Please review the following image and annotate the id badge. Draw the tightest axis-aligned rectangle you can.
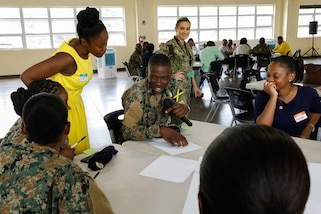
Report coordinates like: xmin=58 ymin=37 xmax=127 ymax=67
xmin=187 ymin=70 xmax=194 ymax=78
xmin=293 ymin=111 xmax=308 ymax=123
xmin=79 ymin=74 xmax=88 ymax=82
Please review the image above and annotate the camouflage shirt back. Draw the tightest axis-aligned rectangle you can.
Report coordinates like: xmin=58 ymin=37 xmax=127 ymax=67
xmin=0 ymin=138 xmax=94 ymax=213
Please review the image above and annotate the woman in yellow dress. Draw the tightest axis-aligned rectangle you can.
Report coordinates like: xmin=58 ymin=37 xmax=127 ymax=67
xmin=21 ymin=7 xmax=109 ymax=154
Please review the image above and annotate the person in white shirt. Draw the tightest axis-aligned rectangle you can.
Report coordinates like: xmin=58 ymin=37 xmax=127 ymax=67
xmin=232 ymin=37 xmax=252 ymax=56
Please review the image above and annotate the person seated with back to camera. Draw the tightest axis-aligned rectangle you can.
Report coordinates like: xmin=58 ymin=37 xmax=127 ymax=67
xmin=232 ymin=37 xmax=252 ymax=56
xmin=199 ymin=124 xmax=310 ymax=214
xmin=0 ymin=93 xmax=114 ymax=213
xmin=128 ymin=43 xmax=143 ymax=76
xmin=0 ymin=79 xmax=75 ymax=160
xmin=199 ymin=41 xmax=225 ymax=88
xmin=255 ymin=56 xmax=321 ymax=139
xmin=120 ymin=54 xmax=190 ymax=147
xmin=141 ymin=43 xmax=155 ymax=79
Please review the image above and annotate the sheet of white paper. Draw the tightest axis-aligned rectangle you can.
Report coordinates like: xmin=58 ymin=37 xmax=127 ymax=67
xmin=148 ymin=139 xmax=201 ymax=155
xmin=139 ymin=155 xmax=198 ymax=183
xmin=182 ymin=156 xmax=202 ymax=214
xmin=304 ymin=162 xmax=321 ymax=214
xmin=181 ymin=161 xmax=321 ymax=214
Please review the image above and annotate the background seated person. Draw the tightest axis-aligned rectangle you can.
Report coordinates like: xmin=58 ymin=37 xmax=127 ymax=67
xmin=142 ymin=43 xmax=155 ymax=67
xmin=273 ymin=36 xmax=292 ymax=56
xmin=232 ymin=37 xmax=252 ymax=56
xmin=188 ymin=38 xmax=199 ymax=61
xmin=120 ymin=54 xmax=189 ymax=146
xmin=255 ymin=56 xmax=321 ymax=139
xmin=199 ymin=124 xmax=310 ymax=214
xmin=227 ymin=39 xmax=236 ymax=53
xmin=199 ymin=41 xmax=225 ymax=87
xmin=252 ymin=37 xmax=272 ymax=69
xmin=252 ymin=37 xmax=271 ymax=56
xmin=140 ymin=43 xmax=155 ymax=79
xmin=0 ymin=79 xmax=74 ymax=160
xmin=128 ymin=43 xmax=142 ymax=76
xmin=219 ymin=39 xmax=234 ymax=75
xmin=0 ymin=93 xmax=114 ymax=213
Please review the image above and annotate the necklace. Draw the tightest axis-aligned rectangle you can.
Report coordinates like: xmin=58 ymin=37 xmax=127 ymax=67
xmin=278 ymin=87 xmax=293 ymax=110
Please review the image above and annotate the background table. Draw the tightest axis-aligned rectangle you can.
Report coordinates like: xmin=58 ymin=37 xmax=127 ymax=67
xmin=246 ymin=80 xmax=321 ymax=97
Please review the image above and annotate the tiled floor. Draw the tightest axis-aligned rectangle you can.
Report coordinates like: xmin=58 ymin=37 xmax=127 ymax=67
xmin=1 ymin=57 xmax=320 ymax=149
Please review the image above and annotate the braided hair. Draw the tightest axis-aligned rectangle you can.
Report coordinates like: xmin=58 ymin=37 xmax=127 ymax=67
xmin=11 ymin=79 xmax=63 ymax=116
xmin=76 ymin=7 xmax=106 ymax=42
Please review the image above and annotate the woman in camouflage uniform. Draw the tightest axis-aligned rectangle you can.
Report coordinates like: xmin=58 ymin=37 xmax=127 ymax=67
xmin=159 ymin=17 xmax=202 ymax=104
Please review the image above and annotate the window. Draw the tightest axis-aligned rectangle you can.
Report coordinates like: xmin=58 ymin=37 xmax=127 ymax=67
xmin=0 ymin=7 xmax=126 ymax=49
xmin=157 ymin=5 xmax=274 ymax=46
xmin=298 ymin=6 xmax=321 ymax=38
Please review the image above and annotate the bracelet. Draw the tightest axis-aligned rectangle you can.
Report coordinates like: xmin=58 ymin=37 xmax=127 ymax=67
xmin=307 ymin=122 xmax=315 ymax=132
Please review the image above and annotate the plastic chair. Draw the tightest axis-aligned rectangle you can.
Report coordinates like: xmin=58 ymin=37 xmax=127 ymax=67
xmin=209 ymin=60 xmax=223 ymax=80
xmin=203 ymin=72 xmax=230 ymax=122
xmin=122 ymin=61 xmax=140 ymax=83
xmin=103 ymin=109 xmax=124 ymax=144
xmin=224 ymin=87 xmax=255 ymax=126
xmin=136 ymin=64 xmax=147 ymax=79
xmin=256 ymin=54 xmax=271 ymax=71
xmin=234 ymin=54 xmax=251 ymax=78
xmin=293 ymin=49 xmax=301 ymax=58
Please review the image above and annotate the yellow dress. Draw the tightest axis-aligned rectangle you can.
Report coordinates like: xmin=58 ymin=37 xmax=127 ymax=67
xmin=50 ymin=39 xmax=93 ymax=154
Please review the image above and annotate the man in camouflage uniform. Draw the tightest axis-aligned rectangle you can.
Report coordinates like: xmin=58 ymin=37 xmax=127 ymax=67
xmin=0 ymin=93 xmax=113 ymax=214
xmin=120 ymin=54 xmax=189 ymax=147
xmin=158 ymin=17 xmax=202 ymax=104
xmin=128 ymin=43 xmax=142 ymax=76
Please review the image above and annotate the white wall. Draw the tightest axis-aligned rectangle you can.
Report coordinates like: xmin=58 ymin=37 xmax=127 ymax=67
xmin=0 ymin=0 xmax=320 ymax=76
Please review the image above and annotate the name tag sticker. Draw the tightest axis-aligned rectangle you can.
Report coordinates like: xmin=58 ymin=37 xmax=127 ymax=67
xmin=293 ymin=111 xmax=308 ymax=123
xmin=187 ymin=70 xmax=194 ymax=78
xmin=79 ymin=74 xmax=88 ymax=82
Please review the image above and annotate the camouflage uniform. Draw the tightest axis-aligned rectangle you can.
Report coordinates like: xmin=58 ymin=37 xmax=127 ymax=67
xmin=252 ymin=44 xmax=271 ymax=56
xmin=128 ymin=50 xmax=142 ymax=76
xmin=0 ymin=137 xmax=113 ymax=213
xmin=0 ymin=118 xmax=22 ymax=146
xmin=159 ymin=36 xmax=194 ymax=104
xmin=120 ymin=78 xmax=186 ymax=142
xmin=0 ymin=117 xmax=68 ymax=148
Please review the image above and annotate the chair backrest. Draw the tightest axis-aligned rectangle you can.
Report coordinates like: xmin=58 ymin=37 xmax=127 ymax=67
xmin=204 ymin=73 xmax=229 ymax=100
xmin=122 ymin=61 xmax=131 ymax=77
xmin=293 ymin=49 xmax=301 ymax=58
xmin=234 ymin=54 xmax=250 ymax=69
xmin=224 ymin=87 xmax=254 ymax=111
xmin=136 ymin=64 xmax=147 ymax=79
xmin=122 ymin=61 xmax=141 ymax=82
xmin=256 ymin=54 xmax=271 ymax=68
xmin=103 ymin=109 xmax=124 ymax=144
xmin=209 ymin=60 xmax=223 ymax=80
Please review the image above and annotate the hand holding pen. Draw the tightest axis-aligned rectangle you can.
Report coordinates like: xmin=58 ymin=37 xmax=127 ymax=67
xmin=71 ymin=136 xmax=87 ymax=149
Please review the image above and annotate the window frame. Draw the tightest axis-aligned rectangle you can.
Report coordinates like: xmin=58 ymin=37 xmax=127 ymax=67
xmin=298 ymin=5 xmax=321 ymax=38
xmin=0 ymin=6 xmax=126 ymax=50
xmin=157 ymin=5 xmax=275 ymax=46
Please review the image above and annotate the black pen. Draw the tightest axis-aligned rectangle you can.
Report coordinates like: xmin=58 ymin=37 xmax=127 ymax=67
xmin=71 ymin=136 xmax=87 ymax=148
xmin=93 ymin=171 xmax=100 ymax=179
